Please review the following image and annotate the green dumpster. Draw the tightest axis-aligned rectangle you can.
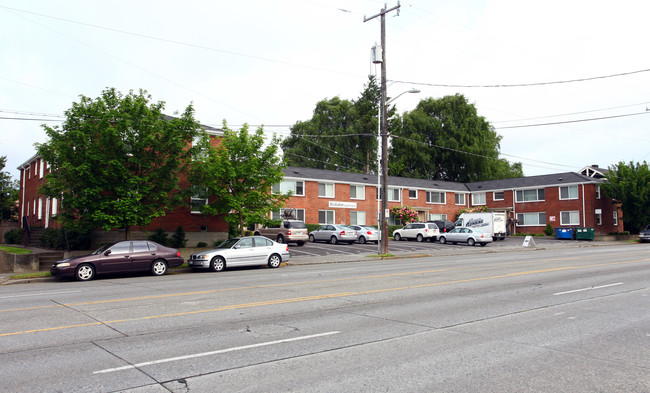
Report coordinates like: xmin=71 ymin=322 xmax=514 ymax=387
xmin=575 ymin=227 xmax=594 ymax=240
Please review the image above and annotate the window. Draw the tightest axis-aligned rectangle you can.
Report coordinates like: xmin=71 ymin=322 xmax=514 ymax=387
xmin=37 ymin=198 xmax=43 ymax=220
xmin=51 ymin=197 xmax=58 ymax=216
xmin=408 ymin=189 xmax=417 ymax=199
xmin=318 ymin=183 xmax=335 ymax=198
xmin=254 ymin=237 xmax=272 ymax=247
xmin=191 ymin=135 xmax=208 ymax=161
xmin=516 ymin=188 xmax=545 ymax=202
xmin=426 ymin=191 xmax=445 ymax=204
xmin=455 ymin=193 xmax=465 ymax=205
xmin=238 ymin=238 xmax=254 ymax=248
xmin=559 ymin=185 xmax=578 ymax=200
xmin=560 ymin=210 xmax=580 ymax=225
xmin=318 ymin=210 xmax=335 ymax=224
xmin=39 ymin=160 xmax=45 ymax=179
xmin=133 ymin=241 xmax=151 ymax=253
xmin=272 ymin=208 xmax=305 ymax=221
xmin=190 ymin=197 xmax=208 ymax=214
xmin=273 ymin=180 xmax=304 ymax=196
xmin=388 ymin=188 xmax=400 ymax=202
xmin=516 ymin=212 xmax=546 ymax=226
xmin=350 ymin=211 xmax=366 ymax=225
xmin=350 ymin=185 xmax=365 ymax=199
xmin=109 ymin=242 xmax=131 ymax=255
xmin=613 ymin=211 xmax=618 ymax=226
xmin=33 ymin=198 xmax=36 ymax=215
xmin=493 ymin=191 xmax=504 ymax=201
xmin=595 ymin=185 xmax=601 ymax=199
xmin=595 ymin=212 xmax=602 ymax=225
xmin=472 ymin=193 xmax=486 ymax=205
xmin=429 ymin=213 xmax=447 ymax=221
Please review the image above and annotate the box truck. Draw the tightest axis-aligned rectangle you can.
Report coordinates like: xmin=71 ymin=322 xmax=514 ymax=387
xmin=455 ymin=212 xmax=507 ymax=240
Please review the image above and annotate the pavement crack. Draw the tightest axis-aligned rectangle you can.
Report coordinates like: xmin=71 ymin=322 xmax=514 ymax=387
xmin=50 ymin=299 xmax=128 ymax=337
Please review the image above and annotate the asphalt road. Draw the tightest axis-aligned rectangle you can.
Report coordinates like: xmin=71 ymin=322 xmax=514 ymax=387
xmin=0 ymin=243 xmax=648 ymax=392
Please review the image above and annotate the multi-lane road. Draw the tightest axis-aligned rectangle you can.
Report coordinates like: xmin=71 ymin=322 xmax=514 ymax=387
xmin=1 ymin=243 xmax=648 ymax=392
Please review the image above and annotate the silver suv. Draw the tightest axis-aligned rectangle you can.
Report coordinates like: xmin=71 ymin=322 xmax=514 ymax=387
xmin=254 ymin=220 xmax=308 ymax=246
xmin=392 ymin=222 xmax=440 ymax=242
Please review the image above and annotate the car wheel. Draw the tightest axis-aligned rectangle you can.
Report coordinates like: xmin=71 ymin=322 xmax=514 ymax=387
xmin=210 ymin=256 xmax=225 ymax=272
xmin=359 ymin=236 xmax=367 ymax=244
xmin=253 ymin=231 xmax=260 ymax=236
xmin=439 ymin=237 xmax=447 ymax=244
xmin=330 ymin=236 xmax=338 ymax=244
xmin=480 ymin=243 xmax=487 ymax=247
xmin=394 ymin=233 xmax=402 ymax=241
xmin=268 ymin=253 xmax=281 ymax=268
xmin=75 ymin=264 xmax=95 ymax=281
xmin=467 ymin=238 xmax=476 ymax=246
xmin=151 ymin=259 xmax=168 ymax=276
xmin=309 ymin=234 xmax=315 ymax=242
xmin=296 ymin=241 xmax=305 ymax=246
xmin=276 ymin=234 xmax=285 ymax=243
xmin=416 ymin=234 xmax=424 ymax=242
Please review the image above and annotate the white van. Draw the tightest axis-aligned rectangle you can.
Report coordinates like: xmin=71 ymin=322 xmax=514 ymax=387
xmin=455 ymin=212 xmax=507 ymax=240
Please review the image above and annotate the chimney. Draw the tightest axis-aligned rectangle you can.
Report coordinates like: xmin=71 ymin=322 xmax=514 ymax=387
xmin=591 ymin=164 xmax=599 ymax=168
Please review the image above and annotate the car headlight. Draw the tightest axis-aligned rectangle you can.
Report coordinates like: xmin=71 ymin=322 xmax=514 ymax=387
xmin=194 ymin=255 xmax=208 ymax=259
xmin=56 ymin=262 xmax=71 ymax=267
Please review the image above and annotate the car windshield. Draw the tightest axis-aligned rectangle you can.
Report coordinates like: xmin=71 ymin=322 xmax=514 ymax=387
xmin=215 ymin=238 xmax=240 ymax=249
xmin=91 ymin=243 xmax=115 ymax=255
xmin=288 ymin=221 xmax=307 ymax=229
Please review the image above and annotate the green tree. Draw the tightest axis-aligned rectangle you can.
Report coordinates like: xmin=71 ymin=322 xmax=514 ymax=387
xmin=189 ymin=123 xmax=288 ymax=236
xmin=37 ymin=88 xmax=202 ymax=239
xmin=600 ymin=161 xmax=650 ymax=233
xmin=389 ymin=94 xmax=522 ymax=182
xmin=0 ymin=156 xmax=19 ymax=222
xmin=282 ymin=76 xmax=389 ymax=174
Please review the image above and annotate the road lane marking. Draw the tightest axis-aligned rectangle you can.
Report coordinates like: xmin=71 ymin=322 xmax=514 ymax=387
xmin=0 ymin=290 xmax=81 ymax=299
xmin=553 ymin=282 xmax=623 ymax=296
xmin=93 ymin=331 xmax=340 ymax=374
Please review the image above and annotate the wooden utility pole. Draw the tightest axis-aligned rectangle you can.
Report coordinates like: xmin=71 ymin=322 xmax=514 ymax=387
xmin=364 ymin=2 xmax=400 ymax=255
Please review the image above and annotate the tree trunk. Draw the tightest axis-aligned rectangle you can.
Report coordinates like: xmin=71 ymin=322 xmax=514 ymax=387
xmin=125 ymin=225 xmax=130 ymax=240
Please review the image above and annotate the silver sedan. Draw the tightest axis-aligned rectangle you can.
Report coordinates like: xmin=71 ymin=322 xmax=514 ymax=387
xmin=438 ymin=227 xmax=493 ymax=246
xmin=188 ymin=236 xmax=290 ymax=272
xmin=309 ymin=224 xmax=358 ymax=244
xmin=350 ymin=225 xmax=379 ymax=244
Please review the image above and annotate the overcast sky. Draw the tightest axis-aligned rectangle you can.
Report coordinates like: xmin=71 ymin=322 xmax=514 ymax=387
xmin=2 ymin=0 xmax=650 ymax=181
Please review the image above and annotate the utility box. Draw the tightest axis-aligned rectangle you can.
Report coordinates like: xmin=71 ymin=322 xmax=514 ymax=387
xmin=575 ymin=227 xmax=594 ymax=240
xmin=371 ymin=45 xmax=382 ymax=63
xmin=555 ymin=228 xmax=574 ymax=240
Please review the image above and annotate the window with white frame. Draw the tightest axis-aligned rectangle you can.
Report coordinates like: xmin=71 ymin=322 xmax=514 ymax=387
xmin=516 ymin=188 xmax=545 ymax=202
xmin=350 ymin=211 xmax=366 ymax=225
xmin=595 ymin=185 xmax=601 ymax=199
xmin=426 ymin=191 xmax=445 ymax=204
xmin=38 ymin=197 xmax=43 ymax=220
xmin=408 ymin=189 xmax=417 ymax=199
xmin=388 ymin=188 xmax=400 ymax=202
xmin=350 ymin=185 xmax=365 ymax=199
xmin=516 ymin=212 xmax=546 ymax=226
xmin=190 ymin=186 xmax=208 ymax=214
xmin=595 ymin=212 xmax=602 ymax=225
xmin=613 ymin=211 xmax=618 ymax=226
xmin=493 ymin=191 xmax=504 ymax=201
xmin=472 ymin=192 xmax=486 ymax=205
xmin=429 ymin=213 xmax=447 ymax=221
xmin=318 ymin=182 xmax=335 ymax=198
xmin=455 ymin=193 xmax=465 ymax=205
xmin=33 ymin=198 xmax=36 ymax=215
xmin=560 ymin=210 xmax=580 ymax=225
xmin=191 ymin=135 xmax=209 ymax=161
xmin=273 ymin=180 xmax=304 ymax=196
xmin=559 ymin=185 xmax=578 ymax=200
xmin=318 ymin=210 xmax=335 ymax=224
xmin=52 ymin=197 xmax=58 ymax=216
xmin=272 ymin=208 xmax=305 ymax=221
xmin=39 ymin=160 xmax=45 ymax=178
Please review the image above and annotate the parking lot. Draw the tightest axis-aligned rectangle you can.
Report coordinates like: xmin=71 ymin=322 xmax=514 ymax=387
xmin=287 ymin=236 xmax=563 ymax=259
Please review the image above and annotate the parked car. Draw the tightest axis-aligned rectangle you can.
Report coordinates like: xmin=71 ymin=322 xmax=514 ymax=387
xmin=639 ymin=225 xmax=650 ymax=243
xmin=188 ymin=236 xmax=290 ymax=272
xmin=349 ymin=225 xmax=379 ymax=244
xmin=309 ymin=224 xmax=357 ymax=244
xmin=254 ymin=220 xmax=308 ymax=245
xmin=393 ymin=222 xmax=440 ymax=242
xmin=429 ymin=219 xmax=455 ymax=233
xmin=50 ymin=240 xmax=183 ymax=281
xmin=438 ymin=227 xmax=493 ymax=246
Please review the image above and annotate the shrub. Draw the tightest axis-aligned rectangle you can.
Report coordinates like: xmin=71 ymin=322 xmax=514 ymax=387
xmin=306 ymin=223 xmax=320 ymax=233
xmin=148 ymin=228 xmax=169 ymax=246
xmin=544 ymin=223 xmax=554 ymax=236
xmin=388 ymin=225 xmax=403 ymax=237
xmin=4 ymin=228 xmax=22 ymax=244
xmin=39 ymin=228 xmax=90 ymax=250
xmin=196 ymin=241 xmax=208 ymax=248
xmin=169 ymin=226 xmax=187 ymax=248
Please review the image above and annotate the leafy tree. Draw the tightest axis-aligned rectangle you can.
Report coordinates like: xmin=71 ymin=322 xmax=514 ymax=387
xmin=189 ymin=123 xmax=288 ymax=236
xmin=282 ymin=76 xmax=390 ymax=174
xmin=0 ymin=156 xmax=19 ymax=222
xmin=37 ymin=88 xmax=202 ymax=239
xmin=389 ymin=94 xmax=522 ymax=182
xmin=600 ymin=161 xmax=650 ymax=233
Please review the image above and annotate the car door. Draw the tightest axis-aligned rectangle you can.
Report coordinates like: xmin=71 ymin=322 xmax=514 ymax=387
xmin=253 ymin=237 xmax=273 ymax=265
xmin=98 ymin=241 xmax=132 ymax=273
xmin=130 ymin=240 xmax=155 ymax=271
xmin=315 ymin=225 xmax=331 ymax=241
xmin=446 ymin=229 xmax=461 ymax=242
xmin=230 ymin=237 xmax=256 ymax=266
xmin=400 ymin=224 xmax=413 ymax=238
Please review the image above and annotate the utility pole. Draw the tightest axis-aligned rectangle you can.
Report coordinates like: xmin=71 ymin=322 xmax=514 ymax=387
xmin=364 ymin=2 xmax=400 ymax=255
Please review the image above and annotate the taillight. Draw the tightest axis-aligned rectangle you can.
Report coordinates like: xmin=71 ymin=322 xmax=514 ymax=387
xmin=340 ymin=231 xmax=345 ymax=235
xmin=287 ymin=230 xmax=292 ymax=235
xmin=285 ymin=245 xmax=289 ymax=252
xmin=367 ymin=231 xmax=372 ymax=235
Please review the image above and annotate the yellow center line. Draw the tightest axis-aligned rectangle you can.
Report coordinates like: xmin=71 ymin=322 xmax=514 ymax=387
xmin=1 ymin=258 xmax=647 ymax=337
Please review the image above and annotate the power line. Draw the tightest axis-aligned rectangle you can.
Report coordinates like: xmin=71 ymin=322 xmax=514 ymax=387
xmin=495 ymin=111 xmax=650 ymax=129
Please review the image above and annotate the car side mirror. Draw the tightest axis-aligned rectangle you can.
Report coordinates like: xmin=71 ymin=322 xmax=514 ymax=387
xmin=234 ymin=245 xmax=240 ymax=249
xmin=104 ymin=250 xmax=112 ymax=256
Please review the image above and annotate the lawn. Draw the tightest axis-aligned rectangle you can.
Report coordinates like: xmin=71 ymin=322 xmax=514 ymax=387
xmin=0 ymin=246 xmax=33 ymax=255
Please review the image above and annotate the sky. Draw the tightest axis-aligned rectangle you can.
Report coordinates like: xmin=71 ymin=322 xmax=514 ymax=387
xmin=2 ymin=0 xmax=650 ymax=181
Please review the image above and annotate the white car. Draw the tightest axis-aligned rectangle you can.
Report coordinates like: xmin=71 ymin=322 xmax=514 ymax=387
xmin=350 ymin=225 xmax=379 ymax=244
xmin=188 ymin=236 xmax=290 ymax=272
xmin=392 ymin=222 xmax=440 ymax=242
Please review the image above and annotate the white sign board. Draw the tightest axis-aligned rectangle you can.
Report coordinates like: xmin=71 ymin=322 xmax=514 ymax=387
xmin=522 ymin=236 xmax=536 ymax=248
xmin=329 ymin=201 xmax=357 ymax=209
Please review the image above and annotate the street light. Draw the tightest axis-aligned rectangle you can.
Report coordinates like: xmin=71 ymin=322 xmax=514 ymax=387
xmin=377 ymin=88 xmax=420 ymax=255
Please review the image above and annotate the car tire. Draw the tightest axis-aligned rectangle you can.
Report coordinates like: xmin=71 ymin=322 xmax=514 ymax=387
xmin=210 ymin=256 xmax=225 ymax=272
xmin=416 ymin=234 xmax=424 ymax=242
xmin=467 ymin=238 xmax=476 ymax=246
xmin=75 ymin=263 xmax=95 ymax=281
xmin=330 ymin=236 xmax=338 ymax=244
xmin=439 ymin=237 xmax=447 ymax=244
xmin=359 ymin=236 xmax=367 ymax=244
xmin=253 ymin=231 xmax=260 ymax=236
xmin=309 ymin=234 xmax=315 ymax=242
xmin=268 ymin=253 xmax=281 ymax=268
xmin=394 ymin=233 xmax=402 ymax=241
xmin=480 ymin=243 xmax=487 ymax=247
xmin=296 ymin=241 xmax=305 ymax=246
xmin=276 ymin=235 xmax=285 ymax=244
xmin=151 ymin=259 xmax=168 ymax=276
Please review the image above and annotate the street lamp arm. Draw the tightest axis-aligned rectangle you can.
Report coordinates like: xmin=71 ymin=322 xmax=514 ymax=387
xmin=387 ymin=89 xmax=420 ymax=105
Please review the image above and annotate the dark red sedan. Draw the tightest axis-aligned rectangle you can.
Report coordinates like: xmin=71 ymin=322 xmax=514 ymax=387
xmin=50 ymin=240 xmax=184 ymax=281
